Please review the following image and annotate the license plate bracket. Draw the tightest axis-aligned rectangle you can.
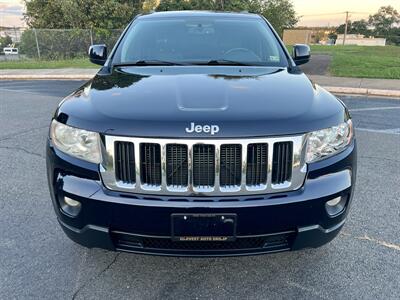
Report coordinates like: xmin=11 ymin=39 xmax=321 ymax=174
xmin=171 ymin=214 xmax=237 ymax=242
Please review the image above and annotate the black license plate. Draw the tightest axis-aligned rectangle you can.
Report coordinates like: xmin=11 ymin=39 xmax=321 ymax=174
xmin=171 ymin=214 xmax=237 ymax=242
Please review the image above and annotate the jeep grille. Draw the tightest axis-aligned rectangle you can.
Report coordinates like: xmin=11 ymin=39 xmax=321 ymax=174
xmin=100 ymin=135 xmax=307 ymax=196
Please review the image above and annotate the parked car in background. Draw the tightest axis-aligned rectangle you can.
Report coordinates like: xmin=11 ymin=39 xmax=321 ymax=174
xmin=3 ymin=47 xmax=19 ymax=55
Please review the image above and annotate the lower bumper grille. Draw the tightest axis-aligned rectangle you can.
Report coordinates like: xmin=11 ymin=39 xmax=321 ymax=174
xmin=112 ymin=231 xmax=296 ymax=253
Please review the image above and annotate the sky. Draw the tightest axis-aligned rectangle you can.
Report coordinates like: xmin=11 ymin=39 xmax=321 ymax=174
xmin=1 ymin=0 xmax=399 ymax=28
xmin=0 ymin=0 xmax=24 ymax=27
xmin=294 ymin=0 xmax=400 ymax=27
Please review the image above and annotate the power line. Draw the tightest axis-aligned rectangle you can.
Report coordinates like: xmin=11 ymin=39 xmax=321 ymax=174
xmin=300 ymin=12 xmax=346 ymax=17
xmin=0 ymin=9 xmax=23 ymax=13
xmin=300 ymin=11 xmax=372 ymax=18
xmin=343 ymin=11 xmax=349 ymax=45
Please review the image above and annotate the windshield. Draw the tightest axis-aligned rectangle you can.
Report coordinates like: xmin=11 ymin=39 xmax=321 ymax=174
xmin=113 ymin=16 xmax=288 ymax=67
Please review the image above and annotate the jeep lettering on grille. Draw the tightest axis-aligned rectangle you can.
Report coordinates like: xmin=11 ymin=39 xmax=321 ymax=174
xmin=185 ymin=122 xmax=220 ymax=135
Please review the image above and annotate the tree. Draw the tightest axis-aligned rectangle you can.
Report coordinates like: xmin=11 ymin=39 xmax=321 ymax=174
xmin=261 ymin=0 xmax=298 ymax=35
xmin=336 ymin=21 xmax=351 ymax=34
xmin=157 ymin=0 xmax=261 ymax=11
xmin=336 ymin=20 xmax=372 ymax=36
xmin=0 ymin=35 xmax=13 ymax=48
xmin=369 ymin=6 xmax=400 ymax=37
xmin=369 ymin=6 xmax=400 ymax=44
xmin=387 ymin=27 xmax=400 ymax=45
xmin=157 ymin=0 xmax=298 ymax=35
xmin=328 ymin=32 xmax=337 ymax=43
xmin=334 ymin=6 xmax=400 ymax=45
xmin=216 ymin=0 xmax=262 ymax=12
xmin=351 ymin=20 xmax=371 ymax=36
xmin=142 ymin=0 xmax=159 ymax=12
xmin=23 ymin=0 xmax=145 ymax=29
xmin=157 ymin=0 xmax=215 ymax=11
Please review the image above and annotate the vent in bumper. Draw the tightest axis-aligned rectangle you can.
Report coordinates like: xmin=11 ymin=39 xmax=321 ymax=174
xmin=111 ymin=231 xmax=296 ymax=253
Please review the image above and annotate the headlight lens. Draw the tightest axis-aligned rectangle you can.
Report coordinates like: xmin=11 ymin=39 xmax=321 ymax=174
xmin=50 ymin=120 xmax=101 ymax=163
xmin=306 ymin=120 xmax=353 ymax=163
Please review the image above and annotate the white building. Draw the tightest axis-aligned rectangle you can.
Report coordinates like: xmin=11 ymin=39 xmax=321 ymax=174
xmin=336 ymin=34 xmax=386 ymax=46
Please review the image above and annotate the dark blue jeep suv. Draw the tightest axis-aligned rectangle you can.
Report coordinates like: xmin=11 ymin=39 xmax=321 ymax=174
xmin=46 ymin=11 xmax=356 ymax=256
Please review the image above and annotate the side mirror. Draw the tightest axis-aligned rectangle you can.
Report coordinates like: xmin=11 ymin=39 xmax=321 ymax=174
xmin=88 ymin=44 xmax=107 ymax=66
xmin=292 ymin=44 xmax=310 ymax=66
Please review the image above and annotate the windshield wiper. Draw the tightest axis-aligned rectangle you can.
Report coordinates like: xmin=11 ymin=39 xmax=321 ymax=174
xmin=113 ymin=60 xmax=184 ymax=67
xmin=193 ymin=59 xmax=254 ymax=66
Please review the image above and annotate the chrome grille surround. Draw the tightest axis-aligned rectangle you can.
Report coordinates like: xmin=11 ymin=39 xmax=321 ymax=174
xmin=100 ymin=135 xmax=308 ymax=196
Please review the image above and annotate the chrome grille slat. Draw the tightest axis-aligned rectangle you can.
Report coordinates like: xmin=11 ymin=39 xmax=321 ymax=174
xmin=100 ymin=135 xmax=307 ymax=196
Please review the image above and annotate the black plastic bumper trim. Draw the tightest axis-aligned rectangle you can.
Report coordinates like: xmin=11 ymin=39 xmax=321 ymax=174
xmin=58 ymin=218 xmax=345 ymax=257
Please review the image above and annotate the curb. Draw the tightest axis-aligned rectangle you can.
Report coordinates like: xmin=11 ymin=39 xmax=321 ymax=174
xmin=1 ymin=75 xmax=399 ymax=98
xmin=324 ymin=86 xmax=400 ymax=98
xmin=0 ymin=74 xmax=94 ymax=80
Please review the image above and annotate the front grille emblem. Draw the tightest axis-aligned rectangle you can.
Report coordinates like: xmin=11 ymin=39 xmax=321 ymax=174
xmin=185 ymin=122 xmax=220 ymax=135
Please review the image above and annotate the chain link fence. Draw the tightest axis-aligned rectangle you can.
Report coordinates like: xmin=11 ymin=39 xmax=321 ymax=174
xmin=2 ymin=28 xmax=123 ymax=60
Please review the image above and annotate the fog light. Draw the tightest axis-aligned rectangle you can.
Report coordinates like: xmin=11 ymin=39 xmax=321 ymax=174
xmin=326 ymin=197 xmax=341 ymax=207
xmin=65 ymin=197 xmax=80 ymax=207
xmin=59 ymin=196 xmax=81 ymax=217
xmin=325 ymin=196 xmax=347 ymax=216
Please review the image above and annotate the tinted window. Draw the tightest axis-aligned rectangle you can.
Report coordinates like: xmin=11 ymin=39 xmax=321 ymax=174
xmin=114 ymin=16 xmax=287 ymax=66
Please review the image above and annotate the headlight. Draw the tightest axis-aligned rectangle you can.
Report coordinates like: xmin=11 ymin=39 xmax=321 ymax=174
xmin=306 ymin=120 xmax=353 ymax=163
xmin=50 ymin=120 xmax=101 ymax=163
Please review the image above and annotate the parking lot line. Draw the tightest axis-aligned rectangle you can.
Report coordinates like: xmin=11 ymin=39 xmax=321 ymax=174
xmin=341 ymin=232 xmax=400 ymax=252
xmin=356 ymin=128 xmax=400 ymax=135
xmin=350 ymin=106 xmax=400 ymax=112
xmin=0 ymin=88 xmax=44 ymax=95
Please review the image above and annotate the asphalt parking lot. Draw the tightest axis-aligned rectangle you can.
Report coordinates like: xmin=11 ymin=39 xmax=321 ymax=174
xmin=0 ymin=80 xmax=399 ymax=299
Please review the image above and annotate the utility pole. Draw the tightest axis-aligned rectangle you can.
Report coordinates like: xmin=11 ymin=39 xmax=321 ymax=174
xmin=13 ymin=26 xmax=18 ymax=46
xmin=33 ymin=28 xmax=41 ymax=59
xmin=343 ymin=11 xmax=349 ymax=45
xmin=90 ymin=28 xmax=93 ymax=46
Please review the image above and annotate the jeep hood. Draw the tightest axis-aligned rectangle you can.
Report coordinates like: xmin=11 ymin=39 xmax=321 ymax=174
xmin=56 ymin=66 xmax=347 ymax=138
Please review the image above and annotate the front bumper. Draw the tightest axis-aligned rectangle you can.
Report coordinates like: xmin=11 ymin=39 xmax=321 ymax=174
xmin=47 ymin=140 xmax=356 ymax=257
